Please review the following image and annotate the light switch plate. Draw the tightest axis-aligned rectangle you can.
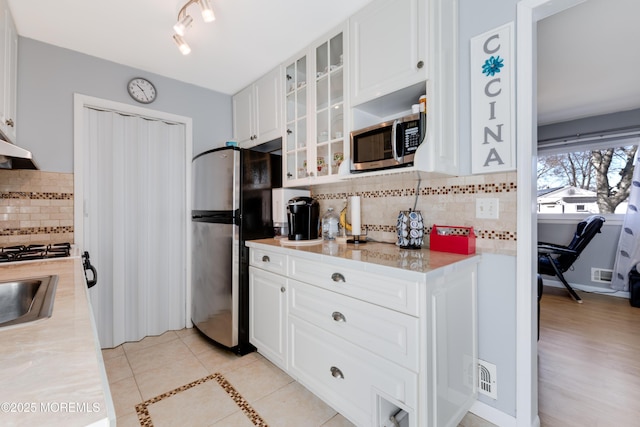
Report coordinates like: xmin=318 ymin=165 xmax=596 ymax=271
xmin=476 ymin=198 xmax=499 ymax=219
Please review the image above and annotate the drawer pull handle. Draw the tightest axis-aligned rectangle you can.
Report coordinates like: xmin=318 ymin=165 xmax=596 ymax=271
xmin=332 ymin=312 xmax=346 ymax=322
xmin=280 ymin=287 xmax=286 ymax=293
xmin=262 ymin=255 xmax=270 ymax=263
xmin=331 ymin=272 xmax=345 ymax=283
xmin=330 ymin=366 xmax=344 ymax=379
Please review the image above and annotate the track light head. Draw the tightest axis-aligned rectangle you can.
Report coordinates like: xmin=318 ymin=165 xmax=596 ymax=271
xmin=173 ymin=14 xmax=193 ymax=36
xmin=198 ymin=0 xmax=215 ymax=22
xmin=173 ymin=34 xmax=191 ymax=55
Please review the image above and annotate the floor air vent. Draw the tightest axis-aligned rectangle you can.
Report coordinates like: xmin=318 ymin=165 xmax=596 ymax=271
xmin=478 ymin=359 xmax=498 ymax=399
xmin=591 ymin=268 xmax=613 ymax=283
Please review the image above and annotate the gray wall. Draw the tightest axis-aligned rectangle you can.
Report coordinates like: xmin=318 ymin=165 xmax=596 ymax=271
xmin=476 ymin=253 xmax=517 ymax=415
xmin=16 ymin=37 xmax=232 ymax=173
xmin=538 ymin=220 xmax=622 ymax=291
xmin=459 ymin=0 xmax=519 ymax=417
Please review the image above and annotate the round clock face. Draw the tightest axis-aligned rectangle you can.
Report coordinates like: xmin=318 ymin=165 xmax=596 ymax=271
xmin=127 ymin=78 xmax=157 ymax=104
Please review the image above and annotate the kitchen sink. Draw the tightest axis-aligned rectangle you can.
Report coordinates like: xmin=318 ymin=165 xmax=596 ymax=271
xmin=0 ymin=275 xmax=58 ymax=329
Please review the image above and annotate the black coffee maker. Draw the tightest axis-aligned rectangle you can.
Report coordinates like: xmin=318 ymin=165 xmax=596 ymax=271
xmin=287 ymin=197 xmax=320 ymax=240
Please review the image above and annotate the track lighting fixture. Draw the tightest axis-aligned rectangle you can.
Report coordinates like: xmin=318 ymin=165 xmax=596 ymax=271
xmin=172 ymin=0 xmax=215 ymax=55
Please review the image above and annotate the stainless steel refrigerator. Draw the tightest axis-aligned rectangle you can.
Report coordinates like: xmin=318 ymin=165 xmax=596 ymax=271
xmin=191 ymin=146 xmax=281 ymax=355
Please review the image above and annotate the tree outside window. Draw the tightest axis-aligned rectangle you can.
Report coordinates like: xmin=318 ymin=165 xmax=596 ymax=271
xmin=537 ymin=145 xmax=638 ymax=214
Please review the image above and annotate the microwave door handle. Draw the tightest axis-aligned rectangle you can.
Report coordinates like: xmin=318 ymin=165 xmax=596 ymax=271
xmin=392 ymin=119 xmax=401 ymax=163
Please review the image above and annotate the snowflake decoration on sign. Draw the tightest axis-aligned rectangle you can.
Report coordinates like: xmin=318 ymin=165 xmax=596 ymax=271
xmin=482 ymin=56 xmax=504 ymax=77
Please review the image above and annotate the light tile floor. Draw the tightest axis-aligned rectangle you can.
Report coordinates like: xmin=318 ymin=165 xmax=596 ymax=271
xmin=102 ymin=328 xmax=495 ymax=427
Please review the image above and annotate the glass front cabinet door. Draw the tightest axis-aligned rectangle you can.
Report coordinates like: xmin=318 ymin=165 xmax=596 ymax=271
xmin=284 ymin=55 xmax=308 ymax=183
xmin=314 ymin=31 xmax=345 ymax=180
xmin=284 ymin=26 xmax=347 ymax=187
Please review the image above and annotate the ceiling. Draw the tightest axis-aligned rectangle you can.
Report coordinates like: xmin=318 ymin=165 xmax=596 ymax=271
xmin=537 ymin=0 xmax=640 ymax=125
xmin=7 ymin=0 xmax=373 ymax=96
xmin=7 ymin=0 xmax=640 ymax=125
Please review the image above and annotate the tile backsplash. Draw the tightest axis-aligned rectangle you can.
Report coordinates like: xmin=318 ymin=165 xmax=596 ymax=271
xmin=312 ymin=170 xmax=517 ymax=255
xmin=0 ymin=170 xmax=74 ymax=246
xmin=0 ymin=169 xmax=517 ymax=254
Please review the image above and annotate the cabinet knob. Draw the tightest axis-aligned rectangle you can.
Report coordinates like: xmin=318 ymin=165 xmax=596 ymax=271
xmin=330 ymin=366 xmax=344 ymax=379
xmin=280 ymin=287 xmax=286 ymax=293
xmin=287 ymin=172 xmax=293 ymax=178
xmin=253 ymin=135 xmax=257 ymax=139
xmin=331 ymin=272 xmax=345 ymax=283
xmin=287 ymin=129 xmax=292 ymax=135
xmin=6 ymin=119 xmax=14 ymax=127
xmin=332 ymin=311 xmax=346 ymax=322
xmin=262 ymin=255 xmax=270 ymax=263
xmin=417 ymin=60 xmax=424 ymax=69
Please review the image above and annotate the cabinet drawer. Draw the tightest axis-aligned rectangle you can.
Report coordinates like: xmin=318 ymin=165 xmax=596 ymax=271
xmin=289 ymin=256 xmax=420 ymax=316
xmin=290 ymin=317 xmax=417 ymax=427
xmin=289 ymin=280 xmax=419 ymax=371
xmin=250 ymin=248 xmax=287 ymax=275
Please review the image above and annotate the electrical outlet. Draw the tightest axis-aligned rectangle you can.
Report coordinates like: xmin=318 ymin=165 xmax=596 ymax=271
xmin=476 ymin=198 xmax=499 ymax=219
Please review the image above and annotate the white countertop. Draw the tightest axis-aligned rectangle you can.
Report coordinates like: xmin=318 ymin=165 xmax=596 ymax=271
xmin=246 ymin=238 xmax=481 ymax=277
xmin=0 ymin=258 xmax=113 ymax=426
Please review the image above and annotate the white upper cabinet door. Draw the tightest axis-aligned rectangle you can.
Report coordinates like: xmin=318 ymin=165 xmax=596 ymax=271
xmin=349 ymin=0 xmax=426 ymax=106
xmin=0 ymin=0 xmax=17 ymax=143
xmin=233 ymin=66 xmax=282 ymax=148
xmin=232 ymin=84 xmax=254 ymax=146
xmin=254 ymin=66 xmax=282 ymax=145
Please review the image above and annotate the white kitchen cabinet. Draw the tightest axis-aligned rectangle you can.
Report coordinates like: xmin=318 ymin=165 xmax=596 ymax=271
xmin=0 ymin=0 xmax=17 ymax=143
xmin=347 ymin=0 xmax=460 ymax=177
xmin=283 ymin=24 xmax=348 ymax=187
xmin=415 ymin=0 xmax=459 ymax=176
xmin=232 ymin=66 xmax=282 ymax=148
xmin=289 ymin=316 xmax=418 ymax=427
xmin=349 ymin=0 xmax=426 ymax=107
xmin=246 ymin=240 xmax=479 ymax=427
xmin=249 ymin=266 xmax=288 ymax=370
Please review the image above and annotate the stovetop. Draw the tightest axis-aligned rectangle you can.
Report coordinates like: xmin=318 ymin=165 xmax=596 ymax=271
xmin=0 ymin=243 xmax=72 ymax=263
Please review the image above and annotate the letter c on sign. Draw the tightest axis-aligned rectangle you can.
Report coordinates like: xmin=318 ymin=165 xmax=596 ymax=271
xmin=483 ymin=34 xmax=501 ymax=54
xmin=484 ymin=78 xmax=502 ymax=97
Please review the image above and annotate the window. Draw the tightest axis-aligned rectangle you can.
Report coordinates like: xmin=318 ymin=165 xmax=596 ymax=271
xmin=537 ymin=143 xmax=638 ymax=214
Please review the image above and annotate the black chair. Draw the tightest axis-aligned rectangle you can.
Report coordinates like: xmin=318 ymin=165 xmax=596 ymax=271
xmin=538 ymin=215 xmax=605 ymax=303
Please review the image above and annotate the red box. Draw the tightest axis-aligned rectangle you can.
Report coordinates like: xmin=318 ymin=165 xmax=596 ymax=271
xmin=430 ymin=225 xmax=476 ymax=255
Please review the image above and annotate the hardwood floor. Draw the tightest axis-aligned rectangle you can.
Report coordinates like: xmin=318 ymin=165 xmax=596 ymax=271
xmin=538 ymin=285 xmax=640 ymax=426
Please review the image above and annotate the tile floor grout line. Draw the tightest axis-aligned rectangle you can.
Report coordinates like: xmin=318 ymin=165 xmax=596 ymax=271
xmin=134 ymin=372 xmax=269 ymax=427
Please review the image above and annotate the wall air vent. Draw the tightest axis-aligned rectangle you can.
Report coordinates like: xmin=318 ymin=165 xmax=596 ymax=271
xmin=591 ymin=268 xmax=613 ymax=283
xmin=478 ymin=359 xmax=498 ymax=399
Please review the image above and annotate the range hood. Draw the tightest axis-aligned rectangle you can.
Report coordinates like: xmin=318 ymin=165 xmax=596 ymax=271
xmin=0 ymin=139 xmax=38 ymax=170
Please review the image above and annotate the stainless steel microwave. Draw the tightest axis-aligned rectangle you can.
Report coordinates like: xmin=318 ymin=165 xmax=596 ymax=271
xmin=350 ymin=113 xmax=424 ymax=173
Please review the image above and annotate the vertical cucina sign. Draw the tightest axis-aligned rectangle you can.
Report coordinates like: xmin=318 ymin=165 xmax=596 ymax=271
xmin=470 ymin=23 xmax=515 ymax=174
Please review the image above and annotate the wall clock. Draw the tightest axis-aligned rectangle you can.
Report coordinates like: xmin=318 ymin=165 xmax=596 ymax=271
xmin=127 ymin=77 xmax=157 ymax=104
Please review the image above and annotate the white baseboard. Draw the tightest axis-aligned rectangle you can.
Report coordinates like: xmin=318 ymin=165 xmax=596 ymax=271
xmin=540 ymin=278 xmax=630 ymax=299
